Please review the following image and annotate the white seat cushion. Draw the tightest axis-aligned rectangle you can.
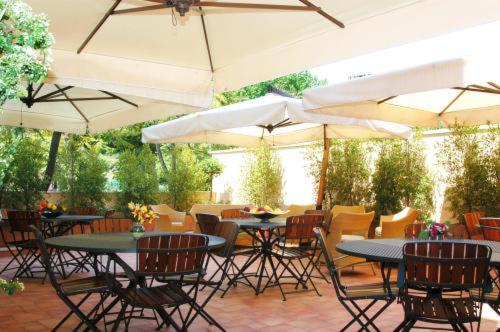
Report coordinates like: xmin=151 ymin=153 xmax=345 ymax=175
xmin=341 ymin=234 xmax=365 ymax=242
xmin=375 ymin=226 xmax=382 ymax=237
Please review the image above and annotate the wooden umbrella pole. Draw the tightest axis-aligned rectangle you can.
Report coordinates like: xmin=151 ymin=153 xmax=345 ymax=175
xmin=316 ymin=126 xmax=330 ymax=209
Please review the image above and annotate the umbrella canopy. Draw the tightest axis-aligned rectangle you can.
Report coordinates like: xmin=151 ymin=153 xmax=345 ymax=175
xmin=27 ymin=0 xmax=500 ymax=106
xmin=0 ymin=83 xmax=200 ymax=134
xmin=303 ymin=59 xmax=500 ymax=127
xmin=141 ymin=93 xmax=412 ymax=147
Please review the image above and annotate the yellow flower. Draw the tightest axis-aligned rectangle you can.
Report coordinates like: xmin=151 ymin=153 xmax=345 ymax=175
xmin=128 ymin=202 xmax=135 ymax=211
xmin=141 ymin=205 xmax=148 ymax=213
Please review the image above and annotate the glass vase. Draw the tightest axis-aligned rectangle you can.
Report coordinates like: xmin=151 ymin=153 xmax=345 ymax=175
xmin=130 ymin=221 xmax=145 ymax=238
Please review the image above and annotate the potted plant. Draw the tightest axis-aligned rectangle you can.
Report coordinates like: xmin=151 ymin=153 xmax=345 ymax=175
xmin=128 ymin=202 xmax=157 ymax=238
xmin=0 ymin=278 xmax=24 ymax=295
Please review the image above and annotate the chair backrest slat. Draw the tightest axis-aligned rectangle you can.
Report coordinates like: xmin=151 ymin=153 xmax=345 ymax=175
xmin=404 ymin=223 xmax=425 ymax=239
xmin=403 ymin=241 xmax=491 ymax=290
xmin=7 ymin=211 xmax=42 ymax=240
xmin=463 ymin=212 xmax=485 ymax=239
xmin=304 ymin=209 xmax=331 ymax=233
xmin=196 ymin=213 xmax=220 ymax=235
xmin=136 ymin=234 xmax=208 ymax=277
xmin=479 ymin=218 xmax=500 ymax=241
xmin=285 ymin=214 xmax=323 ymax=241
xmin=220 ymin=209 xmax=251 ymax=220
xmin=213 ymin=222 xmax=239 ymax=258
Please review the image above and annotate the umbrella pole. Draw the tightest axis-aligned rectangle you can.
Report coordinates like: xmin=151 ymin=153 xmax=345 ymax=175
xmin=316 ymin=128 xmax=330 ymax=210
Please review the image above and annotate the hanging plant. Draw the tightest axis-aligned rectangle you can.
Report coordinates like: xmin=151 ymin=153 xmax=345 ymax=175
xmin=0 ymin=0 xmax=53 ymax=104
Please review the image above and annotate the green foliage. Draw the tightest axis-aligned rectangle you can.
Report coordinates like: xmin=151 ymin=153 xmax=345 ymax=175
xmin=438 ymin=124 xmax=499 ymax=217
xmin=0 ymin=278 xmax=24 ymax=295
xmin=200 ymin=158 xmax=223 ymax=191
xmin=241 ymin=142 xmax=284 ymax=207
xmin=115 ymin=146 xmax=159 ymax=212
xmin=56 ymin=136 xmax=108 ymax=209
xmin=213 ymin=71 xmax=326 ymax=107
xmin=324 ymin=140 xmax=372 ymax=207
xmin=372 ymin=138 xmax=433 ymax=218
xmin=0 ymin=0 xmax=53 ymax=103
xmin=6 ymin=136 xmax=45 ymax=209
xmin=161 ymin=145 xmax=205 ymax=211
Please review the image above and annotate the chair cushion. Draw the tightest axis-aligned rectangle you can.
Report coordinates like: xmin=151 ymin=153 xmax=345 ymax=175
xmin=344 ymin=282 xmax=399 ymax=298
xmin=375 ymin=226 xmax=382 ymax=237
xmin=341 ymin=234 xmax=365 ymax=242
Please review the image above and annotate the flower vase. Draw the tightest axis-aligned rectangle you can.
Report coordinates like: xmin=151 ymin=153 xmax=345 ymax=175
xmin=130 ymin=221 xmax=145 ymax=238
xmin=431 ymin=234 xmax=444 ymax=240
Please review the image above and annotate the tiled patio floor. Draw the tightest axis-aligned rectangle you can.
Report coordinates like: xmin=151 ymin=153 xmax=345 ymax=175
xmin=0 ymin=253 xmax=498 ymax=332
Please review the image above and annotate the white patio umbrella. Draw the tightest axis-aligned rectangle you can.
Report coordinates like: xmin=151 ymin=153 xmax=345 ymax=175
xmin=0 ymin=83 xmax=200 ymax=134
xmin=303 ymin=59 xmax=500 ymax=127
xmin=142 ymin=93 xmax=411 ymax=206
xmin=26 ymin=0 xmax=500 ymax=106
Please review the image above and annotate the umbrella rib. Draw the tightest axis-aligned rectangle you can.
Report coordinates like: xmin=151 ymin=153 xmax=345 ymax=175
xmin=297 ymin=0 xmax=345 ymax=28
xmin=36 ymin=97 xmax=116 ymax=103
xmin=487 ymin=82 xmax=500 ymax=91
xmin=34 ymin=86 xmax=74 ymax=102
xmin=453 ymin=86 xmax=500 ymax=95
xmin=439 ymin=88 xmax=467 ymax=116
xmin=199 ymin=8 xmax=214 ymax=73
xmin=100 ymin=90 xmax=139 ymax=107
xmin=377 ymin=96 xmax=397 ymax=104
xmin=54 ymin=84 xmax=89 ymax=124
xmin=113 ymin=4 xmax=169 ymax=15
xmin=78 ymin=0 xmax=122 ymax=54
xmin=32 ymin=83 xmax=44 ymax=98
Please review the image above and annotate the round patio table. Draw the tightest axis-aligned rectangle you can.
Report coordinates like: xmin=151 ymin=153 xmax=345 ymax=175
xmin=43 ymin=215 xmax=104 ymax=237
xmin=222 ymin=218 xmax=290 ymax=295
xmin=45 ymin=231 xmax=226 ymax=254
xmin=337 ymin=238 xmax=500 ymax=268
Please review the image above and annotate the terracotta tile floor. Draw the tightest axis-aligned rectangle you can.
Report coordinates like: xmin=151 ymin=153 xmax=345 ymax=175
xmin=0 ymin=253 xmax=498 ymax=331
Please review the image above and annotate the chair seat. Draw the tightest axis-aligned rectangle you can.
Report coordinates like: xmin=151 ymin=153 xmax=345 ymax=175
xmin=60 ymin=273 xmax=118 ymax=295
xmin=403 ymin=295 xmax=479 ymax=322
xmin=344 ymin=282 xmax=399 ymax=299
xmin=119 ymin=284 xmax=191 ymax=308
xmin=341 ymin=234 xmax=365 ymax=242
xmin=470 ymin=288 xmax=500 ymax=302
xmin=272 ymin=247 xmax=311 ymax=259
xmin=155 ymin=274 xmax=220 ymax=287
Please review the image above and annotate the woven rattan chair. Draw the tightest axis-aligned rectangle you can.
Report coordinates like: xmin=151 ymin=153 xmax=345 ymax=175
xmin=376 ymin=207 xmax=421 ymax=238
xmin=314 ymin=227 xmax=397 ymax=331
xmin=0 ymin=211 xmax=45 ymax=278
xmin=272 ymin=214 xmax=324 ymax=301
xmin=395 ymin=241 xmax=492 ymax=331
xmin=109 ymin=234 xmax=219 ymax=331
xmin=463 ymin=212 xmax=485 ymax=240
xmin=31 ymin=226 xmax=119 ymax=331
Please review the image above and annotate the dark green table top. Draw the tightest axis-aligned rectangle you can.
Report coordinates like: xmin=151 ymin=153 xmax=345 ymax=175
xmin=222 ymin=218 xmax=286 ymax=229
xmin=45 ymin=232 xmax=226 ymax=254
xmin=43 ymin=215 xmax=104 ymax=222
xmin=337 ymin=238 xmax=500 ymax=267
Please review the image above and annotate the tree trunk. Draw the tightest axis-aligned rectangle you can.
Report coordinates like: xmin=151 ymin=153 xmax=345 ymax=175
xmin=316 ymin=136 xmax=331 ymax=210
xmin=42 ymin=131 xmax=62 ymax=191
xmin=156 ymin=144 xmax=168 ymax=173
xmin=209 ymin=174 xmax=214 ymax=202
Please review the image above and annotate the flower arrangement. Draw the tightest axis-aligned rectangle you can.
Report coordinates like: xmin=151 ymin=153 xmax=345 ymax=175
xmin=128 ymin=202 xmax=157 ymax=225
xmin=0 ymin=278 xmax=24 ymax=295
xmin=38 ymin=199 xmax=64 ymax=218
xmin=418 ymin=220 xmax=451 ymax=240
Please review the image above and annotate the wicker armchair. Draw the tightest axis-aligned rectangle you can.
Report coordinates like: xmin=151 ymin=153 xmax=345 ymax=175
xmin=376 ymin=207 xmax=420 ymax=238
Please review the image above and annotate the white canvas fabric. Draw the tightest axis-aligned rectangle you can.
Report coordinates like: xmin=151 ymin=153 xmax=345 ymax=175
xmin=304 ymin=59 xmax=500 ymax=127
xmin=141 ymin=93 xmax=412 ymax=147
xmin=26 ymin=0 xmax=500 ymax=105
xmin=0 ymin=84 xmax=201 ymax=134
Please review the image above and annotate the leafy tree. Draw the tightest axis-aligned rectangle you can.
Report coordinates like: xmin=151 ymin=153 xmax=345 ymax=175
xmin=161 ymin=145 xmax=205 ymax=211
xmin=6 ymin=137 xmax=45 ymax=209
xmin=0 ymin=0 xmax=52 ymax=103
xmin=372 ymin=138 xmax=433 ymax=218
xmin=56 ymin=136 xmax=107 ymax=209
xmin=324 ymin=140 xmax=372 ymax=207
xmin=0 ymin=127 xmax=19 ymax=207
xmin=241 ymin=142 xmax=284 ymax=207
xmin=115 ymin=146 xmax=159 ymax=212
xmin=213 ymin=71 xmax=326 ymax=107
xmin=438 ymin=124 xmax=499 ymax=217
xmin=200 ymin=158 xmax=224 ymax=201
